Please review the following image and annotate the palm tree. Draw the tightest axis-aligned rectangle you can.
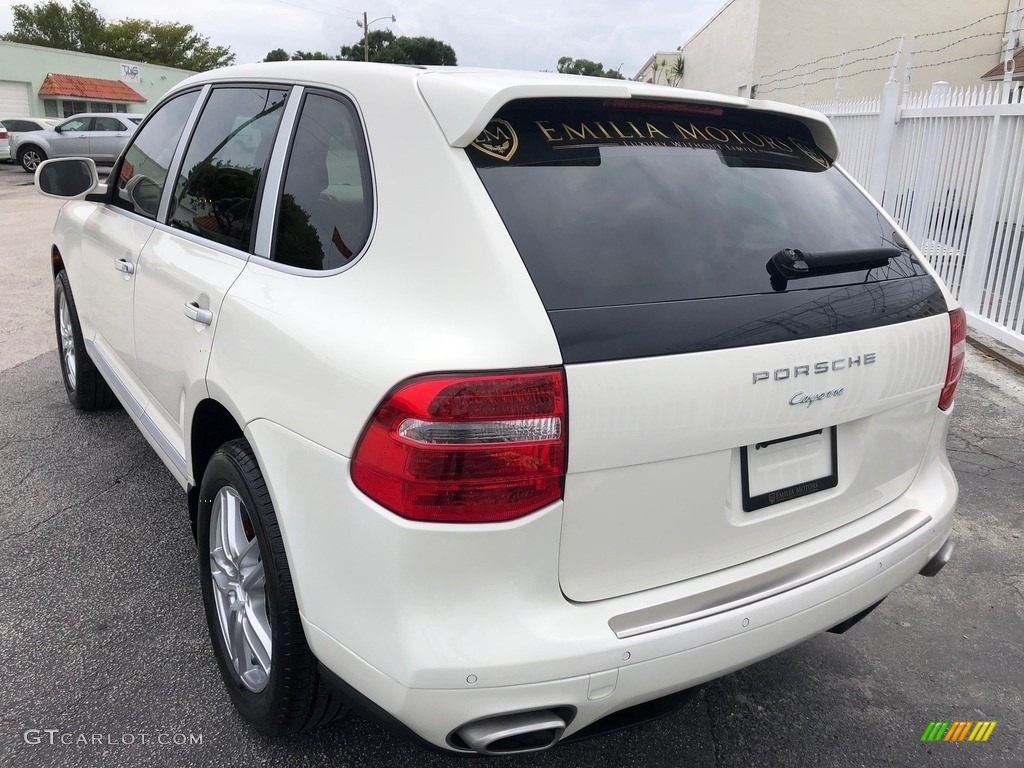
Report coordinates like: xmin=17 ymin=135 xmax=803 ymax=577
xmin=666 ymin=56 xmax=685 ymax=87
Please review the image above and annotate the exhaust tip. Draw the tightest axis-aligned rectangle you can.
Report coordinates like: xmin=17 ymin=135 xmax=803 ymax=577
xmin=920 ymin=538 xmax=955 ymax=577
xmin=453 ymin=709 xmax=568 ymax=755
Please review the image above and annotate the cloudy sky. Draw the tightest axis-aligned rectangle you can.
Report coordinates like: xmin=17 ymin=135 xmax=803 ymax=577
xmin=1 ymin=0 xmax=722 ymax=77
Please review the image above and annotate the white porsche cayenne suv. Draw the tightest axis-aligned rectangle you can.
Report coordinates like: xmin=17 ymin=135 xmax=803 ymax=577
xmin=36 ymin=62 xmax=962 ymax=755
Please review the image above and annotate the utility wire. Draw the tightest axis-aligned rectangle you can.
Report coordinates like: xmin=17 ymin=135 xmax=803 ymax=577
xmin=758 ymin=51 xmax=895 ymax=89
xmin=758 ymin=37 xmax=900 ymax=80
xmin=757 ymin=7 xmax=1022 ymax=86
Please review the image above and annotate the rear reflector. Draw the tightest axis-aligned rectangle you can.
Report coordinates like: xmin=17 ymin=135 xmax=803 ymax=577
xmin=351 ymin=370 xmax=567 ymax=523
xmin=938 ymin=308 xmax=966 ymax=410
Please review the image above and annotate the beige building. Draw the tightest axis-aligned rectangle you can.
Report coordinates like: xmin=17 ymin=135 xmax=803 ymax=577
xmin=638 ymin=0 xmax=1014 ymax=103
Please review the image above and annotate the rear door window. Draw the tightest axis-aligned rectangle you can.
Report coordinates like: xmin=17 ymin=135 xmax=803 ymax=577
xmin=93 ymin=116 xmax=125 ymax=132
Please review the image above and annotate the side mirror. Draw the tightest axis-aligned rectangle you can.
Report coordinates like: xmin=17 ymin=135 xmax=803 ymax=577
xmin=54 ymin=124 xmax=64 ymax=133
xmin=36 ymin=157 xmax=101 ymax=199
xmin=123 ymin=174 xmax=161 ymax=217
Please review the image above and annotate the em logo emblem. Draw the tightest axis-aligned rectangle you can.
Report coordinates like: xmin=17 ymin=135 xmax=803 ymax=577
xmin=920 ymin=720 xmax=997 ymax=742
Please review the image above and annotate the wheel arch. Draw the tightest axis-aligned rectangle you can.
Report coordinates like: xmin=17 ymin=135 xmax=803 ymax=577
xmin=52 ymin=245 xmax=65 ymax=279
xmin=17 ymin=141 xmax=44 ymax=158
xmin=188 ymin=398 xmax=245 ymax=537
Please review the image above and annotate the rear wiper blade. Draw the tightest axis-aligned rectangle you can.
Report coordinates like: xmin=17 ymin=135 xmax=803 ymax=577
xmin=766 ymin=247 xmax=900 ymax=291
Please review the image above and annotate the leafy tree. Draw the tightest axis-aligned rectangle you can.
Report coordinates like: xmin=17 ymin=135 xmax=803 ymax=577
xmin=104 ymin=18 xmax=234 ymax=71
xmin=263 ymin=47 xmax=290 ymax=62
xmin=2 ymin=0 xmax=104 ymax=52
xmin=339 ymin=29 xmax=457 ymax=65
xmin=339 ymin=29 xmax=396 ymax=62
xmin=291 ymin=50 xmax=336 ymax=60
xmin=384 ymin=36 xmax=457 ymax=66
xmin=1 ymin=0 xmax=234 ymax=71
xmin=556 ymin=56 xmax=625 ymax=79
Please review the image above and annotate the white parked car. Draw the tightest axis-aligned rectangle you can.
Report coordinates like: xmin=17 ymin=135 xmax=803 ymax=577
xmin=35 ymin=62 xmax=962 ymax=755
xmin=1 ymin=117 xmax=59 ymax=162
xmin=13 ymin=112 xmax=141 ymax=172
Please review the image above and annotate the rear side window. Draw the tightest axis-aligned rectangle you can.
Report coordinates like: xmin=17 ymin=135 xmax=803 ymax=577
xmin=169 ymin=87 xmax=288 ymax=252
xmin=272 ymin=91 xmax=372 ymax=270
xmin=5 ymin=120 xmax=39 ymax=132
xmin=468 ymin=98 xmax=929 ymax=311
xmin=115 ymin=90 xmax=200 ymax=219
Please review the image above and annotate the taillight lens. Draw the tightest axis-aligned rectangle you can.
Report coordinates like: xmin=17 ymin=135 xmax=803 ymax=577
xmin=939 ymin=308 xmax=966 ymax=410
xmin=351 ymin=370 xmax=568 ymax=523
xmin=0 ymin=131 xmax=8 ymax=140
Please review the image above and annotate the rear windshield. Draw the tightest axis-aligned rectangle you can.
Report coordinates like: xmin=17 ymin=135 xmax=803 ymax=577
xmin=468 ymin=98 xmax=928 ymax=311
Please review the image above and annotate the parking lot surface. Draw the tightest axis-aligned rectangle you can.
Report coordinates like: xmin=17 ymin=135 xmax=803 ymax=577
xmin=1 ymin=160 xmax=1022 ymax=767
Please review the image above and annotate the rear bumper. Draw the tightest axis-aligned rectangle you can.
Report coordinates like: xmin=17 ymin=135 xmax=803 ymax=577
xmin=306 ymin=503 xmax=952 ymax=749
xmin=246 ymin=414 xmax=957 ymax=751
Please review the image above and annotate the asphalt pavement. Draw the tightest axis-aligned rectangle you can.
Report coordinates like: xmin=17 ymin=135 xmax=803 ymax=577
xmin=1 ymin=160 xmax=1022 ymax=767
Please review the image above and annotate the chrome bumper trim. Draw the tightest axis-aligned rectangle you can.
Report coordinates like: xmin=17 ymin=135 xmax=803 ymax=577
xmin=609 ymin=508 xmax=932 ymax=639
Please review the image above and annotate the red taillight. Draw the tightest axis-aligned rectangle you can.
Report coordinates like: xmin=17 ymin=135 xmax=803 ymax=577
xmin=0 ymin=131 xmax=8 ymax=140
xmin=939 ymin=308 xmax=966 ymax=410
xmin=351 ymin=370 xmax=568 ymax=523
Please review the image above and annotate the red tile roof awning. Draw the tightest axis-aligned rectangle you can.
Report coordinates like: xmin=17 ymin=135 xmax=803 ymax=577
xmin=38 ymin=73 xmax=147 ymax=103
xmin=981 ymin=49 xmax=1024 ymax=81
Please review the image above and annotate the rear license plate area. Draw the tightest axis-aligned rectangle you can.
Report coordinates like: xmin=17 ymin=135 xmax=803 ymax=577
xmin=740 ymin=427 xmax=838 ymax=512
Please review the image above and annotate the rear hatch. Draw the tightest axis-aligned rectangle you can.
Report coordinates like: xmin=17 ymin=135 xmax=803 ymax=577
xmin=466 ymin=97 xmax=951 ymax=602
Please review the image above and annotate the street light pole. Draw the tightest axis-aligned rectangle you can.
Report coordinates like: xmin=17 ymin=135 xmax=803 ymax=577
xmin=356 ymin=11 xmax=397 ymax=62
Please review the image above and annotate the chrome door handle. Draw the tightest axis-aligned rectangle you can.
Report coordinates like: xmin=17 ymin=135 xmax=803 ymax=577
xmin=113 ymin=258 xmax=135 ymax=274
xmin=184 ymin=301 xmax=214 ymax=325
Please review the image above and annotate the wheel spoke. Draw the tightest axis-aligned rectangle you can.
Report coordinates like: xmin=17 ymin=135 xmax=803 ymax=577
xmin=216 ymin=490 xmax=247 ymax=563
xmin=210 ymin=545 xmax=233 ymax=577
xmin=242 ymin=605 xmax=272 ymax=673
xmin=241 ymin=559 xmax=265 ymax=593
xmin=228 ymin=601 xmax=245 ymax=669
xmin=238 ymin=535 xmax=260 ymax=568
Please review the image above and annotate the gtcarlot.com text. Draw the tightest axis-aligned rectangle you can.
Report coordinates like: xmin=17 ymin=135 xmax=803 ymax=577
xmin=23 ymin=729 xmax=203 ymax=746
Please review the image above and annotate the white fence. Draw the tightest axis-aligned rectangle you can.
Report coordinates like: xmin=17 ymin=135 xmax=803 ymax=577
xmin=809 ymin=81 xmax=1024 ymax=353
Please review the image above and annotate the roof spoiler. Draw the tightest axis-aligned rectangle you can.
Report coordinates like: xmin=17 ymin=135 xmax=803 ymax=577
xmin=416 ymin=73 xmax=840 ymax=162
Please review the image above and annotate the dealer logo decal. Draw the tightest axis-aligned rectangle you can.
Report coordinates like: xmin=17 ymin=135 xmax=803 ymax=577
xmin=471 ymin=119 xmax=519 ymax=161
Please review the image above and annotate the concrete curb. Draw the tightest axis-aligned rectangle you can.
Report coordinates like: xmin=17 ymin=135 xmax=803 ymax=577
xmin=967 ymin=329 xmax=1024 ymax=378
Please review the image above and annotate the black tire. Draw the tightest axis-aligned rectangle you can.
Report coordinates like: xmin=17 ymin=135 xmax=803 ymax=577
xmin=54 ymin=270 xmax=116 ymax=411
xmin=18 ymin=144 xmax=46 ymax=173
xmin=197 ymin=439 xmax=347 ymax=736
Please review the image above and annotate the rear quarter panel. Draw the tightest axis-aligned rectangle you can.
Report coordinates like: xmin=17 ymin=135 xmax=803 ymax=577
xmin=207 ymin=71 xmax=562 ymax=460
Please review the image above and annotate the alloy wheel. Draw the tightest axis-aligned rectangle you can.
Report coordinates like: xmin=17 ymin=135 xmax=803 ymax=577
xmin=58 ymin=290 xmax=76 ymax=389
xmin=22 ymin=149 xmax=42 ymax=171
xmin=208 ymin=486 xmax=272 ymax=692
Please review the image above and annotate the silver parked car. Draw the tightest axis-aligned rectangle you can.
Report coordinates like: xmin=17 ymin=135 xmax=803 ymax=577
xmin=12 ymin=113 xmax=142 ymax=172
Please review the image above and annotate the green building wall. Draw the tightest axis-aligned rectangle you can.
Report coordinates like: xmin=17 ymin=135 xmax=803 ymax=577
xmin=0 ymin=41 xmax=195 ymax=116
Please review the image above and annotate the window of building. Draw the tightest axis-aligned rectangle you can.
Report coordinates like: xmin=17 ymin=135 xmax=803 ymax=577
xmin=43 ymin=99 xmax=138 ymax=118
xmin=168 ymin=87 xmax=288 ymax=252
xmin=272 ymin=92 xmax=373 ymax=270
